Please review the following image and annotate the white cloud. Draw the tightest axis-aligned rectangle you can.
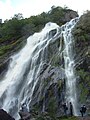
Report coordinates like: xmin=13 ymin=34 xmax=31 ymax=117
xmin=0 ymin=0 xmax=90 ymax=22
xmin=59 ymin=0 xmax=90 ymax=15
xmin=13 ymin=0 xmax=90 ymax=18
xmin=0 ymin=0 xmax=14 ymax=21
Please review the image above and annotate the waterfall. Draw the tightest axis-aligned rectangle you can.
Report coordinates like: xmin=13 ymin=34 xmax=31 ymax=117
xmin=62 ymin=18 xmax=79 ymax=115
xmin=0 ymin=18 xmax=79 ymax=119
xmin=0 ymin=22 xmax=60 ymax=119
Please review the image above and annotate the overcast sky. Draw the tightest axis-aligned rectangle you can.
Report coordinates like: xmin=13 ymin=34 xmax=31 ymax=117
xmin=0 ymin=0 xmax=90 ymax=21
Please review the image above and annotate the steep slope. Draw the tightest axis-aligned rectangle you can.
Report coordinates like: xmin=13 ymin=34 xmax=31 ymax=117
xmin=72 ymin=11 xmax=90 ymax=114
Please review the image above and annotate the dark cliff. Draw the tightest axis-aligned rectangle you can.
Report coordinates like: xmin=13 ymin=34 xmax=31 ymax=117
xmin=72 ymin=11 xmax=90 ymax=113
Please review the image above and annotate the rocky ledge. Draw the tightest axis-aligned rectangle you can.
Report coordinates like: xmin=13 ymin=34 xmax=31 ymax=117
xmin=0 ymin=109 xmax=15 ymax=120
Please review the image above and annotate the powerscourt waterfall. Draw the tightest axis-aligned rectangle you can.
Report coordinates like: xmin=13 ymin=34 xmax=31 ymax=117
xmin=0 ymin=16 xmax=90 ymax=119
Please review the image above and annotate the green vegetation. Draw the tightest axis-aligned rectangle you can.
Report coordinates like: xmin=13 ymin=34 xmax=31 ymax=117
xmin=72 ymin=11 xmax=90 ymax=105
xmin=0 ymin=6 xmax=77 ymax=64
xmin=47 ymin=97 xmax=57 ymax=119
xmin=35 ymin=114 xmax=78 ymax=120
xmin=36 ymin=116 xmax=79 ymax=120
xmin=72 ymin=11 xmax=90 ymax=49
xmin=77 ymin=69 xmax=90 ymax=103
xmin=59 ymin=116 xmax=78 ymax=120
xmin=0 ymin=6 xmax=71 ymax=42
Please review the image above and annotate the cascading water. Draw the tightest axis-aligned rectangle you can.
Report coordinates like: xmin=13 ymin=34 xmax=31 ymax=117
xmin=62 ymin=18 xmax=79 ymax=115
xmin=0 ymin=22 xmax=60 ymax=119
xmin=0 ymin=18 xmax=79 ymax=119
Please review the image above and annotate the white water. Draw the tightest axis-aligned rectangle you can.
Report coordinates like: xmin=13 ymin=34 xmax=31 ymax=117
xmin=0 ymin=22 xmax=60 ymax=119
xmin=62 ymin=18 xmax=79 ymax=115
xmin=0 ymin=18 xmax=79 ymax=119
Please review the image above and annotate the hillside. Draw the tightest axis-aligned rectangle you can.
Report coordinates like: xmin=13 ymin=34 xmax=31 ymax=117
xmin=0 ymin=6 xmax=78 ymax=78
xmin=72 ymin=11 xmax=90 ymax=113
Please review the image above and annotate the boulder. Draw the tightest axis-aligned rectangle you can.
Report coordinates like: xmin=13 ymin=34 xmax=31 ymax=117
xmin=0 ymin=109 xmax=15 ymax=120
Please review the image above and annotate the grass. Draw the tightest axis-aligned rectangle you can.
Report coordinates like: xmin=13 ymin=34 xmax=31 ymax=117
xmin=58 ymin=116 xmax=78 ymax=120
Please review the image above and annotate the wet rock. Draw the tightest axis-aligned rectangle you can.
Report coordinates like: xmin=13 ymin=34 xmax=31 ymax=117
xmin=29 ymin=65 xmax=65 ymax=117
xmin=19 ymin=111 xmax=31 ymax=120
xmin=0 ymin=58 xmax=11 ymax=79
xmin=64 ymin=10 xmax=78 ymax=22
xmin=49 ymin=29 xmax=57 ymax=38
xmin=0 ymin=109 xmax=15 ymax=120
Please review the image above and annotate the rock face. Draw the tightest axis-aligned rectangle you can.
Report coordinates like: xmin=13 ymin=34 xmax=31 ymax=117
xmin=29 ymin=12 xmax=90 ymax=118
xmin=72 ymin=11 xmax=90 ymax=113
xmin=0 ymin=109 xmax=15 ymax=120
xmin=63 ymin=10 xmax=78 ymax=23
xmin=28 ymin=33 xmax=66 ymax=118
xmin=0 ymin=36 xmax=26 ymax=80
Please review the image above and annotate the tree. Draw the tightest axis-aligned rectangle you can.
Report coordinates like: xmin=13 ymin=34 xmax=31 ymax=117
xmin=12 ymin=13 xmax=23 ymax=20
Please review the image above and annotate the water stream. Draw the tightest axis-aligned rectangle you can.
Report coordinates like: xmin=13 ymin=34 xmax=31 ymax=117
xmin=0 ymin=18 xmax=79 ymax=119
xmin=62 ymin=18 xmax=79 ymax=115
